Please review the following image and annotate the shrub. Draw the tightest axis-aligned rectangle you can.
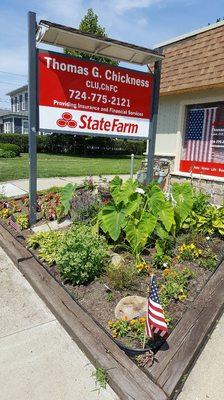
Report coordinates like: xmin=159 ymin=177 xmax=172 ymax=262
xmin=106 ymin=261 xmax=138 ymax=290
xmin=56 ymin=225 xmax=109 ymax=285
xmin=27 ymin=231 xmax=63 ymax=265
xmin=71 ymin=189 xmax=100 ymax=222
xmin=0 ymin=133 xmax=145 ymax=155
xmin=0 ymin=143 xmax=20 ymax=158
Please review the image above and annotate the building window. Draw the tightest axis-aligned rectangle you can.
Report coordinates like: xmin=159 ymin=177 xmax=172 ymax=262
xmin=22 ymin=94 xmax=25 ymax=110
xmin=12 ymin=97 xmax=16 ymax=112
xmin=16 ymin=96 xmax=19 ymax=112
xmin=22 ymin=120 xmax=28 ymax=134
xmin=180 ymin=102 xmax=224 ymax=178
xmin=4 ymin=122 xmax=11 ymax=133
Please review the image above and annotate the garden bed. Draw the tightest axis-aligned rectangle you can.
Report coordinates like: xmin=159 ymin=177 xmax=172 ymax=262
xmin=0 ymin=176 xmax=224 ymax=399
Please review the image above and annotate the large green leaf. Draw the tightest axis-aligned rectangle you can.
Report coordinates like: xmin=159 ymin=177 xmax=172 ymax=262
xmin=112 ymin=178 xmax=138 ymax=205
xmin=125 ymin=212 xmax=157 ymax=255
xmin=147 ymin=186 xmax=165 ymax=216
xmin=125 ymin=193 xmax=142 ymax=217
xmin=171 ymin=183 xmax=193 ymax=227
xmin=59 ymin=183 xmax=76 ymax=215
xmin=109 ymin=176 xmax=122 ymax=202
xmin=159 ymin=201 xmax=175 ymax=232
xmin=100 ymin=202 xmax=126 ymax=241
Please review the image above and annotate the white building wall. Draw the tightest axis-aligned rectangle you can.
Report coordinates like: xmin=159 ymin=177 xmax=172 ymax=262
xmin=155 ymin=88 xmax=224 ymax=172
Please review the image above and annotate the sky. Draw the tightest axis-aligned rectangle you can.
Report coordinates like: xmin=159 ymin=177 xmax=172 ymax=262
xmin=0 ymin=0 xmax=223 ymax=108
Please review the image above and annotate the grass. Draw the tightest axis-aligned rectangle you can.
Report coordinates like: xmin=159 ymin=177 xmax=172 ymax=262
xmin=0 ymin=153 xmax=144 ymax=182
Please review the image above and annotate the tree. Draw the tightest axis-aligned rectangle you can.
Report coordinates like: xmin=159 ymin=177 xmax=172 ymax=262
xmin=65 ymin=8 xmax=118 ymax=66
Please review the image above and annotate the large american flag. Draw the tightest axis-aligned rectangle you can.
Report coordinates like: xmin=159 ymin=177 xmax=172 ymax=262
xmin=145 ymin=276 xmax=168 ymax=340
xmin=183 ymin=107 xmax=217 ymax=162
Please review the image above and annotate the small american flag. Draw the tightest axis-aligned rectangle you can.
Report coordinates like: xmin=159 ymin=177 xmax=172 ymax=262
xmin=183 ymin=107 xmax=217 ymax=163
xmin=145 ymin=276 xmax=168 ymax=339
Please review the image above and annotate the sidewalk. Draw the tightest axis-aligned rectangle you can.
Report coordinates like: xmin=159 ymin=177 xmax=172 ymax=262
xmin=0 ymin=246 xmax=118 ymax=400
xmin=0 ymin=175 xmax=133 ymax=197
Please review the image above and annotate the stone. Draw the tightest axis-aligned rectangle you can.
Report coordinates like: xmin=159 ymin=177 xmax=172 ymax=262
xmin=115 ymin=296 xmax=147 ymax=320
xmin=110 ymin=252 xmax=124 ymax=267
xmin=32 ymin=219 xmax=72 ymax=233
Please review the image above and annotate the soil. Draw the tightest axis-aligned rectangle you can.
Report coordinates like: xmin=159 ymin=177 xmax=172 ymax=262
xmin=1 ymin=195 xmax=224 ymax=352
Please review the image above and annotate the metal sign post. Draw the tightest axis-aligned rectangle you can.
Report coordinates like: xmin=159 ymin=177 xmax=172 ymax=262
xmin=146 ymin=59 xmax=162 ymax=183
xmin=28 ymin=11 xmax=38 ymax=224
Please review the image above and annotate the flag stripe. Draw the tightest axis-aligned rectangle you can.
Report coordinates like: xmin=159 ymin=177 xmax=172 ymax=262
xmin=145 ymin=276 xmax=168 ymax=340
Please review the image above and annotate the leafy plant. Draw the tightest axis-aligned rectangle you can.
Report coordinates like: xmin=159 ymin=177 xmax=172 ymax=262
xmin=177 ymin=243 xmax=202 ymax=262
xmin=92 ymin=367 xmax=108 ymax=391
xmin=108 ymin=317 xmax=147 ymax=344
xmin=58 ymin=183 xmax=76 ymax=217
xmin=0 ymin=208 xmax=11 ymax=219
xmin=198 ymin=249 xmax=218 ymax=271
xmin=106 ymin=261 xmax=137 ymax=290
xmin=27 ymin=231 xmax=63 ymax=265
xmin=98 ymin=178 xmax=194 ymax=261
xmin=15 ymin=213 xmax=29 ymax=230
xmin=56 ymin=225 xmax=109 ymax=285
xmin=0 ymin=143 xmax=20 ymax=158
xmin=160 ymin=267 xmax=195 ymax=305
xmin=183 ymin=205 xmax=224 ymax=237
xmin=72 ymin=190 xmax=100 ymax=222
xmin=152 ymin=254 xmax=172 ymax=269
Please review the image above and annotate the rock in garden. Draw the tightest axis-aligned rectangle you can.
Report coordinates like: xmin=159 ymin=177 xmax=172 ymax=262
xmin=110 ymin=252 xmax=125 ymax=267
xmin=115 ymin=296 xmax=147 ymax=320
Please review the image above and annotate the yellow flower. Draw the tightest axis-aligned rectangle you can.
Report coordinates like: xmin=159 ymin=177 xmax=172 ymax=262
xmin=163 ymin=268 xmax=171 ymax=276
xmin=130 ymin=319 xmax=136 ymax=326
xmin=179 ymin=294 xmax=187 ymax=302
xmin=139 ymin=317 xmax=146 ymax=324
xmin=112 ymin=330 xmax=118 ymax=338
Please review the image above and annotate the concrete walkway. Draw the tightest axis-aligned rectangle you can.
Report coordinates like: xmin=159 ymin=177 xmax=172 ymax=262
xmin=1 ymin=245 xmax=224 ymax=400
xmin=0 ymin=247 xmax=118 ymax=400
xmin=0 ymin=175 xmax=133 ymax=197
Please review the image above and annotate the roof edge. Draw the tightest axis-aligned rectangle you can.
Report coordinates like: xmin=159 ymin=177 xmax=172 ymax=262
xmin=154 ymin=19 xmax=224 ymax=49
xmin=6 ymin=84 xmax=28 ymax=97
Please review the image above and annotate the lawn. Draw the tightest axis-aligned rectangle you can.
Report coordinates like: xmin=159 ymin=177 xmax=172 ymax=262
xmin=0 ymin=153 xmax=144 ymax=181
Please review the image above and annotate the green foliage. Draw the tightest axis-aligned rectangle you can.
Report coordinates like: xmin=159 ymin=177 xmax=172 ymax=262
xmin=65 ymin=8 xmax=118 ymax=66
xmin=183 ymin=205 xmax=224 ymax=237
xmin=177 ymin=243 xmax=202 ymax=262
xmin=108 ymin=317 xmax=147 ymax=344
xmin=58 ymin=183 xmax=76 ymax=216
xmin=98 ymin=178 xmax=194 ymax=260
xmin=15 ymin=213 xmax=29 ymax=230
xmin=106 ymin=261 xmax=137 ymax=290
xmin=160 ymin=267 xmax=195 ymax=305
xmin=152 ymin=254 xmax=172 ymax=270
xmin=72 ymin=190 xmax=101 ymax=223
xmin=0 ymin=143 xmax=20 ymax=158
xmin=198 ymin=249 xmax=218 ymax=271
xmin=56 ymin=225 xmax=109 ymax=285
xmin=192 ymin=189 xmax=210 ymax=214
xmin=92 ymin=367 xmax=108 ymax=391
xmin=171 ymin=182 xmax=193 ymax=228
xmin=27 ymin=231 xmax=63 ymax=266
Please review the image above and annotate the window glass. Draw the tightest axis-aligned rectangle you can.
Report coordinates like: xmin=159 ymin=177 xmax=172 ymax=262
xmin=180 ymin=102 xmax=224 ymax=178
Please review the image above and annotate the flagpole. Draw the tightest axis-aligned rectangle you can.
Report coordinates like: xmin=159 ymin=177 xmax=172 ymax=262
xmin=143 ymin=273 xmax=154 ymax=349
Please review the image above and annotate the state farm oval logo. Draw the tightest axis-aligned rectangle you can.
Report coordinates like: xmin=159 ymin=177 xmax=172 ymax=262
xmin=56 ymin=112 xmax=77 ymax=128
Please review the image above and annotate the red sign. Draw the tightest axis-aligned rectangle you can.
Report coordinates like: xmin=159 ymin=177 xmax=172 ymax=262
xmin=38 ymin=50 xmax=153 ymax=139
xmin=180 ymin=160 xmax=224 ymax=178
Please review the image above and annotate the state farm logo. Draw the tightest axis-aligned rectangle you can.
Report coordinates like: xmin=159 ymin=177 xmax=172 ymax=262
xmin=56 ymin=112 xmax=77 ymax=128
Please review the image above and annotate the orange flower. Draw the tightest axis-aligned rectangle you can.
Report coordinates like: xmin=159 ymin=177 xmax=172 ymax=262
xmin=139 ymin=317 xmax=146 ymax=324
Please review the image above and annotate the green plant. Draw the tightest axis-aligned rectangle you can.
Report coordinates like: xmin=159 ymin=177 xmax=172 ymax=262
xmin=0 ymin=208 xmax=11 ymax=219
xmin=15 ymin=213 xmax=29 ymax=230
xmin=183 ymin=205 xmax=224 ymax=237
xmin=58 ymin=183 xmax=77 ymax=217
xmin=106 ymin=261 xmax=137 ymax=290
xmin=160 ymin=267 xmax=195 ymax=305
xmin=192 ymin=189 xmax=210 ymax=214
xmin=98 ymin=178 xmax=194 ymax=261
xmin=71 ymin=190 xmax=100 ymax=222
xmin=152 ymin=254 xmax=172 ymax=269
xmin=177 ymin=243 xmax=202 ymax=262
xmin=0 ymin=142 xmax=20 ymax=158
xmin=92 ymin=367 xmax=108 ymax=391
xmin=198 ymin=249 xmax=218 ymax=271
xmin=106 ymin=292 xmax=114 ymax=302
xmin=108 ymin=317 xmax=147 ymax=344
xmin=27 ymin=231 xmax=63 ymax=265
xmin=56 ymin=225 xmax=109 ymax=285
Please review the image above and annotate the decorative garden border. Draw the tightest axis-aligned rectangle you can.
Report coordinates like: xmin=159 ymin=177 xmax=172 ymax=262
xmin=0 ymin=221 xmax=223 ymax=400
